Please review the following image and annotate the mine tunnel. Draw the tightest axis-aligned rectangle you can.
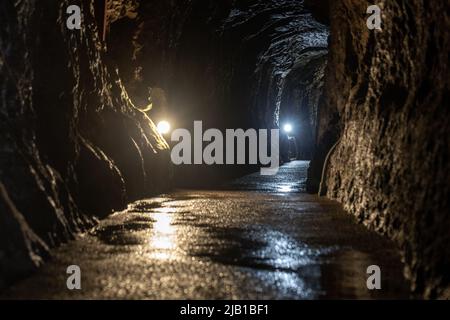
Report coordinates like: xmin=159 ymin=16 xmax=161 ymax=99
xmin=0 ymin=0 xmax=448 ymax=301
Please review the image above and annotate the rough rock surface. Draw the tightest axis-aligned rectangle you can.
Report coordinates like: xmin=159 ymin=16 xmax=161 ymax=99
xmin=0 ymin=0 xmax=171 ymax=287
xmin=321 ymin=0 xmax=449 ymax=298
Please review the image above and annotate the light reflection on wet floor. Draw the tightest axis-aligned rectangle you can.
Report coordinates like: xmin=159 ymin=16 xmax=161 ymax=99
xmin=224 ymin=160 xmax=308 ymax=193
xmin=148 ymin=209 xmax=177 ymax=260
xmin=2 ymin=161 xmax=411 ymax=299
xmin=125 ymin=199 xmax=329 ymax=299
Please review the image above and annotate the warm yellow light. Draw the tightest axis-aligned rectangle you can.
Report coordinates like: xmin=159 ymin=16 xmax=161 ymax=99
xmin=157 ymin=120 xmax=171 ymax=134
xmin=148 ymin=210 xmax=177 ymax=260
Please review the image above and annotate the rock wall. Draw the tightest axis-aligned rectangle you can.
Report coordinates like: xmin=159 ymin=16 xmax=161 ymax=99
xmin=321 ymin=0 xmax=449 ymax=298
xmin=0 ymin=0 xmax=171 ymax=288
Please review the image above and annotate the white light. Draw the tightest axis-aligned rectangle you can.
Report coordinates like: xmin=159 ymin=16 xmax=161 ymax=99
xmin=283 ymin=123 xmax=293 ymax=133
xmin=157 ymin=120 xmax=171 ymax=134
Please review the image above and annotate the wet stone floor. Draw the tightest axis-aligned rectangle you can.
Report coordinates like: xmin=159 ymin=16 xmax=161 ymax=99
xmin=3 ymin=161 xmax=410 ymax=299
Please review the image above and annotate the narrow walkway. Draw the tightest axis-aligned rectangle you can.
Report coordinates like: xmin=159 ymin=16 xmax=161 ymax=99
xmin=2 ymin=161 xmax=409 ymax=299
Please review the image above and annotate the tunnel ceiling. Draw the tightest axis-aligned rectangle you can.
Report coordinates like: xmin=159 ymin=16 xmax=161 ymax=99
xmin=222 ymin=0 xmax=328 ymax=127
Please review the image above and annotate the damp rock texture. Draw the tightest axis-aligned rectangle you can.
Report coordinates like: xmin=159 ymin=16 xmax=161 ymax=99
xmin=321 ymin=1 xmax=449 ymax=298
xmin=0 ymin=0 xmax=171 ymax=287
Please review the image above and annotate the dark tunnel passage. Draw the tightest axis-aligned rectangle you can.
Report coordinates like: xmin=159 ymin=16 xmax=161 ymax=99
xmin=0 ymin=0 xmax=449 ymax=300
xmin=105 ymin=0 xmax=333 ymax=187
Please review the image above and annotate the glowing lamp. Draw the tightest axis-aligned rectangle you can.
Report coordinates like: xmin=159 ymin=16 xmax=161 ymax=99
xmin=283 ymin=123 xmax=293 ymax=133
xmin=157 ymin=120 xmax=171 ymax=135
